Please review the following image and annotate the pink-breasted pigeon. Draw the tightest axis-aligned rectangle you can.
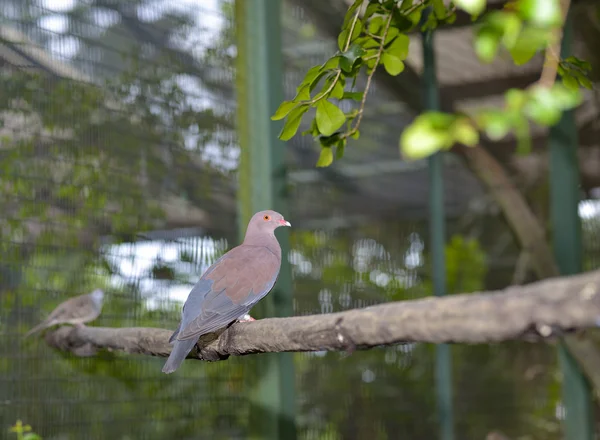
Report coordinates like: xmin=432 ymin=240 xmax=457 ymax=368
xmin=25 ymin=289 xmax=104 ymax=337
xmin=162 ymin=210 xmax=291 ymax=374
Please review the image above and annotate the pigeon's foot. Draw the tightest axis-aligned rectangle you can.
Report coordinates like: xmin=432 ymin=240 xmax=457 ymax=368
xmin=238 ymin=314 xmax=255 ymax=323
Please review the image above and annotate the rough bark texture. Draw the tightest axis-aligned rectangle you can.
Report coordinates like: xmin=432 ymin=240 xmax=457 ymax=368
xmin=44 ymin=268 xmax=600 ymax=363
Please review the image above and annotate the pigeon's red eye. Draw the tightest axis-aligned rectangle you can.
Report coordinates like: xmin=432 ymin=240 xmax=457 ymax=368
xmin=263 ymin=215 xmax=271 ymax=221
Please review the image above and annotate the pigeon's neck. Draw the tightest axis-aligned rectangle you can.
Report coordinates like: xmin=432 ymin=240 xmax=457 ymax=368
xmin=243 ymin=232 xmax=281 ymax=258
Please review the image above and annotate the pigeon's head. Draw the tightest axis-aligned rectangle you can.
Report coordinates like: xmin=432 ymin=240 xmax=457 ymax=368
xmin=247 ymin=210 xmax=291 ymax=236
xmin=90 ymin=289 xmax=104 ymax=306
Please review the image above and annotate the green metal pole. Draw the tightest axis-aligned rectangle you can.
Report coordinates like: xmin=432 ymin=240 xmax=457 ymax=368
xmin=235 ymin=1 xmax=297 ymax=439
xmin=421 ymin=13 xmax=454 ymax=440
xmin=549 ymin=12 xmax=593 ymax=440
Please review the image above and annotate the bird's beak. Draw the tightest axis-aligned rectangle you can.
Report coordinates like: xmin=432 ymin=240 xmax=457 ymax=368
xmin=279 ymin=218 xmax=291 ymax=227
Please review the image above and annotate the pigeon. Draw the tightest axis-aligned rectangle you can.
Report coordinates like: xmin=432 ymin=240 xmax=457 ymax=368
xmin=24 ymin=289 xmax=105 ymax=337
xmin=162 ymin=209 xmax=291 ymax=374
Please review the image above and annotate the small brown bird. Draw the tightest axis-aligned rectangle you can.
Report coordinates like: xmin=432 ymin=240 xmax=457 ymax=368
xmin=24 ymin=289 xmax=105 ymax=337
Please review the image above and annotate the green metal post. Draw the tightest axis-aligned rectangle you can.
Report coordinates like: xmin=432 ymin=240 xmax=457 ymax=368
xmin=549 ymin=12 xmax=593 ymax=440
xmin=235 ymin=1 xmax=297 ymax=439
xmin=421 ymin=13 xmax=454 ymax=440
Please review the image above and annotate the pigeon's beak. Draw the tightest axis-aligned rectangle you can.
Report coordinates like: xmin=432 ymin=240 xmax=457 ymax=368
xmin=279 ymin=218 xmax=291 ymax=227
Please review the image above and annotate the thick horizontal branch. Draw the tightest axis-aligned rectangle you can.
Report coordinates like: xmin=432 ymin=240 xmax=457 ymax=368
xmin=45 ymin=269 xmax=600 ymax=363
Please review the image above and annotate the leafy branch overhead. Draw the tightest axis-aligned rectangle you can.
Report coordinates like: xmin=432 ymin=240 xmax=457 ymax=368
xmin=272 ymin=0 xmax=593 ymax=166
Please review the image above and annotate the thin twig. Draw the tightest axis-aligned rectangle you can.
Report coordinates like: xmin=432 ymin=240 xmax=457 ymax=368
xmin=344 ymin=10 xmax=395 ymax=138
xmin=343 ymin=6 xmax=362 ymax=53
xmin=306 ymin=71 xmax=342 ymax=105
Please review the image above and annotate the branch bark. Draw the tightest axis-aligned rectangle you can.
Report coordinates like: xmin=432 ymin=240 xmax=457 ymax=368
xmin=44 ymin=268 xmax=600 ymax=362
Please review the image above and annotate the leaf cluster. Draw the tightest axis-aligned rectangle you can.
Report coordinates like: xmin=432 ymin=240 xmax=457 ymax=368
xmin=273 ymin=0 xmax=593 ymax=165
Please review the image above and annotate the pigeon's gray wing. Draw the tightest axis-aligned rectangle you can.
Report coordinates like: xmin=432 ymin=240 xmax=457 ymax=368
xmin=175 ymin=245 xmax=280 ymax=341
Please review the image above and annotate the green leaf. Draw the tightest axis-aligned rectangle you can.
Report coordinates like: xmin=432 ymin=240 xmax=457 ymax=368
xmin=518 ymin=0 xmax=561 ymax=27
xmin=443 ymin=12 xmax=458 ymax=25
xmin=454 ymin=0 xmax=486 ymax=16
xmin=547 ymin=83 xmax=582 ymax=109
xmin=360 ymin=37 xmax=381 ymax=49
xmin=322 ymin=57 xmax=341 ymax=70
xmin=365 ymin=2 xmax=384 ymax=20
xmin=315 ymin=100 xmax=346 ymax=136
xmin=386 ymin=34 xmax=410 ymax=60
xmin=505 ymin=88 xmax=527 ymax=110
xmin=391 ymin=8 xmax=415 ymax=31
xmin=336 ymin=140 xmax=346 ymax=159
xmin=343 ymin=91 xmax=364 ymax=101
xmin=320 ymin=133 xmax=341 ymax=147
xmin=368 ymin=16 xmax=385 ymax=35
xmin=400 ymin=124 xmax=448 ymax=159
xmin=562 ymin=74 xmax=579 ymax=91
xmin=500 ymin=14 xmax=523 ymax=48
xmin=509 ymin=27 xmax=548 ymax=65
xmin=425 ymin=111 xmax=457 ymax=129
xmin=331 ymin=80 xmax=345 ymax=100
xmin=279 ymin=105 xmax=309 ymax=140
xmin=294 ymin=85 xmax=311 ymax=101
xmin=432 ymin=0 xmax=447 ymax=19
xmin=340 ymin=44 xmax=366 ymax=72
xmin=382 ymin=53 xmax=405 ymax=76
xmin=408 ymin=7 xmax=423 ymax=25
xmin=272 ymin=101 xmax=298 ymax=121
xmin=477 ymin=110 xmax=512 ymax=140
xmin=316 ymin=147 xmax=334 ymax=167
xmin=564 ymin=56 xmax=592 ymax=72
xmin=474 ymin=28 xmax=501 ymax=63
xmin=524 ymin=87 xmax=562 ymax=126
xmin=509 ymin=41 xmax=538 ymax=65
xmin=400 ymin=113 xmax=455 ymax=160
xmin=300 ymin=65 xmax=323 ymax=88
xmin=337 ymin=30 xmax=349 ymax=51
xmin=302 ymin=118 xmax=320 ymax=137
xmin=514 ymin=119 xmax=532 ymax=155
xmin=338 ymin=16 xmax=363 ymax=50
xmin=452 ymin=119 xmax=479 ymax=146
xmin=384 ymin=27 xmax=400 ymax=45
xmin=572 ymin=70 xmax=593 ymax=89
xmin=343 ymin=0 xmax=363 ymax=27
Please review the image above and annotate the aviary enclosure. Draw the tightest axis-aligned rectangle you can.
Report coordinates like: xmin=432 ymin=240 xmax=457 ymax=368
xmin=1 ymin=0 xmax=600 ymax=439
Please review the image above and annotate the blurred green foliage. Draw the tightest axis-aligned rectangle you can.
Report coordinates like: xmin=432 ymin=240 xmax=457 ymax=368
xmin=8 ymin=420 xmax=41 ymax=440
xmin=273 ymin=0 xmax=592 ymax=164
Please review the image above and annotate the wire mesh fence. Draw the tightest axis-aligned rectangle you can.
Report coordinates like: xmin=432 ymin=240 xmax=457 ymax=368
xmin=1 ymin=0 xmax=600 ymax=439
xmin=1 ymin=0 xmax=245 ymax=438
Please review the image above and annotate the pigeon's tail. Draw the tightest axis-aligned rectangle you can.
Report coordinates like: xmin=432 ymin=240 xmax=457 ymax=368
xmin=24 ymin=320 xmax=52 ymax=338
xmin=162 ymin=338 xmax=197 ymax=374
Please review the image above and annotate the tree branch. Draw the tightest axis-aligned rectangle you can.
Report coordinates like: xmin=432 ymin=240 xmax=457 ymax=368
xmin=538 ymin=0 xmax=571 ymax=88
xmin=44 ymin=268 xmax=600 ymax=363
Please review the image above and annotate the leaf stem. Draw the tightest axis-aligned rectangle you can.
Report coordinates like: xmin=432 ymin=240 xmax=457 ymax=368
xmin=304 ymin=70 xmax=342 ymax=105
xmin=344 ymin=5 xmax=362 ymax=52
